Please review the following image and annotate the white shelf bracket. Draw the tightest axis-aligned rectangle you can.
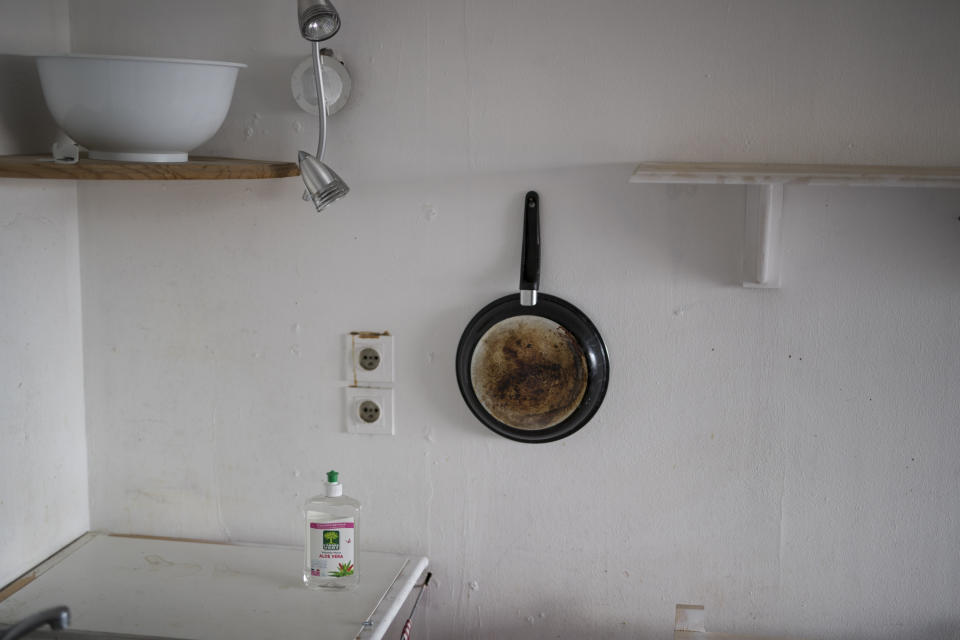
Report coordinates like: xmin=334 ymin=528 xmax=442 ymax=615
xmin=742 ymin=183 xmax=783 ymax=288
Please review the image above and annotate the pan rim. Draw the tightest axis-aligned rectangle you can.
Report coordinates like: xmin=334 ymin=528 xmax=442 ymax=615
xmin=455 ymin=293 xmax=609 ymax=443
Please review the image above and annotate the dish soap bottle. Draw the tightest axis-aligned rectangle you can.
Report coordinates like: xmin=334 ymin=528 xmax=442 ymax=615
xmin=303 ymin=470 xmax=361 ymax=589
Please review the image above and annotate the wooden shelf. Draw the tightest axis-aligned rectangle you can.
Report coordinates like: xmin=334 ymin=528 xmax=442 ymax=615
xmin=0 ymin=155 xmax=300 ymax=180
xmin=631 ymin=162 xmax=960 ymax=188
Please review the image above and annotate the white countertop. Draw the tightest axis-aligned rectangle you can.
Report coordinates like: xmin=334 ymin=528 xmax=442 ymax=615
xmin=0 ymin=533 xmax=428 ymax=640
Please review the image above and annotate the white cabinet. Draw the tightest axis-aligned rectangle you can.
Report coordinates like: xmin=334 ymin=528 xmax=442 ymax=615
xmin=0 ymin=532 xmax=428 ymax=640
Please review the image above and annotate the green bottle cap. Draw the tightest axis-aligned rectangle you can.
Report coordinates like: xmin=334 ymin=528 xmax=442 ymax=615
xmin=326 ymin=470 xmax=339 ymax=483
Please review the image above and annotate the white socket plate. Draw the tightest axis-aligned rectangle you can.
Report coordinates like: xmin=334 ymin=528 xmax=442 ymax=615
xmin=344 ymin=386 xmax=394 ymax=435
xmin=344 ymin=333 xmax=394 ymax=385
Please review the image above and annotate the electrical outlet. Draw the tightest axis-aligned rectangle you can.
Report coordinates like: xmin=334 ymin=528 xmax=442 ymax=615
xmin=345 ymin=332 xmax=394 ymax=384
xmin=358 ymin=400 xmax=380 ymax=422
xmin=358 ymin=348 xmax=380 ymax=371
xmin=344 ymin=386 xmax=394 ymax=435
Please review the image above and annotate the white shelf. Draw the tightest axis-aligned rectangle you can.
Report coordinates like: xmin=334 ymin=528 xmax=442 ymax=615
xmin=0 ymin=532 xmax=428 ymax=640
xmin=630 ymin=162 xmax=960 ymax=288
xmin=630 ymin=162 xmax=960 ymax=188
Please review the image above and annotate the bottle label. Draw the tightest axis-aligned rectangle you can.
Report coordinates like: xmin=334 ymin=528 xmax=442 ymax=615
xmin=309 ymin=518 xmax=355 ymax=578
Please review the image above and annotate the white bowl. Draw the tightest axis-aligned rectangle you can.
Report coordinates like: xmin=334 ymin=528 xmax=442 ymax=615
xmin=36 ymin=54 xmax=245 ymax=163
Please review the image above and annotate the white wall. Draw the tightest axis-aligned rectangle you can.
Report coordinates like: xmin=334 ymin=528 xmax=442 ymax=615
xmin=0 ymin=0 xmax=89 ymax=587
xmin=69 ymin=0 xmax=960 ymax=181
xmin=66 ymin=1 xmax=960 ymax=638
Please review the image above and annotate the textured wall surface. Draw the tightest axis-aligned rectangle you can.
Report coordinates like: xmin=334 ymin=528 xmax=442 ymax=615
xmin=76 ymin=170 xmax=960 ymax=640
xmin=10 ymin=0 xmax=960 ymax=638
xmin=0 ymin=0 xmax=89 ymax=587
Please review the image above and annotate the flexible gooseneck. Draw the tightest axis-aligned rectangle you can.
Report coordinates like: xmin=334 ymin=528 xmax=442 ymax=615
xmin=312 ymin=41 xmax=327 ymax=162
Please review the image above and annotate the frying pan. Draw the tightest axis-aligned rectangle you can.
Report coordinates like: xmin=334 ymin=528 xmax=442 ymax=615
xmin=455 ymin=191 xmax=609 ymax=443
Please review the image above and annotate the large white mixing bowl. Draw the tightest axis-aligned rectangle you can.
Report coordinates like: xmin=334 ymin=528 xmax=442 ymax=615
xmin=36 ymin=54 xmax=245 ymax=163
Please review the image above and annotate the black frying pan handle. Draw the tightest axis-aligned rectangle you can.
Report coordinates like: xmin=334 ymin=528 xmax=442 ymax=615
xmin=519 ymin=191 xmax=540 ymax=306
